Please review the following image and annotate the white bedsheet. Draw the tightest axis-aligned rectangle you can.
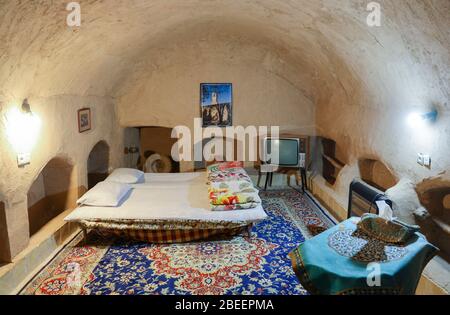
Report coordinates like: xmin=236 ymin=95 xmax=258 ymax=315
xmin=65 ymin=172 xmax=267 ymax=224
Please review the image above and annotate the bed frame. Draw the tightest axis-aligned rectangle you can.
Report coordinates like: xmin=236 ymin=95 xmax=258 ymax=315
xmin=79 ymin=222 xmax=253 ymax=244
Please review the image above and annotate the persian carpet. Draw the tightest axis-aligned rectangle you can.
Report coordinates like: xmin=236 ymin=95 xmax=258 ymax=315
xmin=20 ymin=188 xmax=335 ymax=295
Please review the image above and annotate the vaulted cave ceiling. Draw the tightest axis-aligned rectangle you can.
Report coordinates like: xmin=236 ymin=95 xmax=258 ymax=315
xmin=1 ymin=0 xmax=447 ymax=106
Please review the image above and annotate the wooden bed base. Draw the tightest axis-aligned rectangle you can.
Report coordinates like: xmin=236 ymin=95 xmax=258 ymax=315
xmin=79 ymin=223 xmax=253 ymax=244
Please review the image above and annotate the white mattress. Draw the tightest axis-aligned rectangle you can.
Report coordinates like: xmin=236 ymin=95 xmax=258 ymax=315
xmin=65 ymin=172 xmax=267 ymax=224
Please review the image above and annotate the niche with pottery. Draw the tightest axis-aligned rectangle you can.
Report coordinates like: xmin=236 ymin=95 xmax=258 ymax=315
xmin=139 ymin=127 xmax=179 ymax=173
xmin=27 ymin=157 xmax=77 ymax=237
xmin=87 ymin=140 xmax=110 ymax=189
xmin=415 ymin=174 xmax=450 ymax=262
xmin=358 ymin=158 xmax=398 ymax=192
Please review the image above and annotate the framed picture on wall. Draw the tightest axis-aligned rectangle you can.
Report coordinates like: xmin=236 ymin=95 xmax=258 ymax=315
xmin=78 ymin=108 xmax=91 ymax=133
xmin=200 ymin=83 xmax=232 ymax=127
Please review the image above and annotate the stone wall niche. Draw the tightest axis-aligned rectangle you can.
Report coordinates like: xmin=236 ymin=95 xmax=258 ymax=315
xmin=358 ymin=158 xmax=398 ymax=192
xmin=415 ymin=174 xmax=450 ymax=262
xmin=140 ymin=127 xmax=180 ymax=173
xmin=320 ymin=138 xmax=345 ymax=185
xmin=27 ymin=157 xmax=77 ymax=237
xmin=87 ymin=140 xmax=110 ymax=189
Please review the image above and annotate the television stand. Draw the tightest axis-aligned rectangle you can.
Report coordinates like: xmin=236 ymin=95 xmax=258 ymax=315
xmin=258 ymin=166 xmax=307 ymax=192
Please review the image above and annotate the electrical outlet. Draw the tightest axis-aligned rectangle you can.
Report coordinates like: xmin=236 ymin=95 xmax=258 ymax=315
xmin=423 ymin=154 xmax=431 ymax=167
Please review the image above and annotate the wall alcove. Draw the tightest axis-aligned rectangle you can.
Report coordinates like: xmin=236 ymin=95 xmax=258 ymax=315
xmin=358 ymin=158 xmax=398 ymax=192
xmin=321 ymin=138 xmax=345 ymax=185
xmin=140 ymin=127 xmax=179 ymax=173
xmin=87 ymin=141 xmax=110 ymax=189
xmin=27 ymin=157 xmax=77 ymax=237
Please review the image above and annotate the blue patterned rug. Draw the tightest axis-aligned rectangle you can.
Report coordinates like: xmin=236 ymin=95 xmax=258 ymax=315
xmin=21 ymin=188 xmax=335 ymax=295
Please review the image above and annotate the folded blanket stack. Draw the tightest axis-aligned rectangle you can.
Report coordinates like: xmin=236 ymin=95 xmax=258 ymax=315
xmin=207 ymin=162 xmax=261 ymax=211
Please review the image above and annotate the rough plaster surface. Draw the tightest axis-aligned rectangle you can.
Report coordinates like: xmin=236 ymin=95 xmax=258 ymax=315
xmin=0 ymin=95 xmax=128 ymax=259
xmin=0 ymin=0 xmax=449 ymax=260
xmin=386 ymin=178 xmax=422 ymax=224
xmin=116 ymin=26 xmax=316 ymax=133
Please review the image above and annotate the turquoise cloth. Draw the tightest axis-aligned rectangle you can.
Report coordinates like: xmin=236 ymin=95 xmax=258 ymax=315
xmin=290 ymin=218 xmax=438 ymax=295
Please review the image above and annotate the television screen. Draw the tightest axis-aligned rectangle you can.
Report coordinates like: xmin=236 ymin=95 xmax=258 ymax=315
xmin=264 ymin=138 xmax=299 ymax=166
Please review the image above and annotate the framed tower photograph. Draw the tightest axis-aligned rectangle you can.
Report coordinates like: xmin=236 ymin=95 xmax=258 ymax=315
xmin=200 ymin=83 xmax=232 ymax=127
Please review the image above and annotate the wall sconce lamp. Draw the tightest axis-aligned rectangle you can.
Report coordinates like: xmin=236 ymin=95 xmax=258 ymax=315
xmin=407 ymin=109 xmax=438 ymax=128
xmin=5 ymin=99 xmax=41 ymax=167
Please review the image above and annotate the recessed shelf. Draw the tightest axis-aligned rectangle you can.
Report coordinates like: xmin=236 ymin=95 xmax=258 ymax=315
xmin=321 ymin=138 xmax=345 ymax=185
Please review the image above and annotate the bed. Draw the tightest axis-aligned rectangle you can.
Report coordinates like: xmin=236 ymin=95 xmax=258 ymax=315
xmin=65 ymin=172 xmax=267 ymax=243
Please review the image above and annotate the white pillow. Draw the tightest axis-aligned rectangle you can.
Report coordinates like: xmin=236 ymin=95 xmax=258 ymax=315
xmin=105 ymin=168 xmax=144 ymax=184
xmin=77 ymin=181 xmax=132 ymax=207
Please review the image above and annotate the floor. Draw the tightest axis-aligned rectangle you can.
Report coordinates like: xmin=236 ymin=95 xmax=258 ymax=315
xmin=3 ymin=179 xmax=447 ymax=295
xmin=20 ymin=188 xmax=335 ymax=295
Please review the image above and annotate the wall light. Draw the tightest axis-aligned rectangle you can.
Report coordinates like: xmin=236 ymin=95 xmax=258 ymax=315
xmin=5 ymin=99 xmax=41 ymax=166
xmin=407 ymin=109 xmax=438 ymax=128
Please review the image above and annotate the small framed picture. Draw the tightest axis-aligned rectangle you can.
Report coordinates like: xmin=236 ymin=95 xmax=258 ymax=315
xmin=77 ymin=108 xmax=91 ymax=133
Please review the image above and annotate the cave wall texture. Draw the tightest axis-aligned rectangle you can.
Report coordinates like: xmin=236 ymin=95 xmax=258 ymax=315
xmin=0 ymin=0 xmax=449 ymax=260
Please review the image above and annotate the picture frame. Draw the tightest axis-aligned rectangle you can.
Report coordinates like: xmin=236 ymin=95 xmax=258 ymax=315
xmin=200 ymin=83 xmax=232 ymax=127
xmin=77 ymin=108 xmax=91 ymax=133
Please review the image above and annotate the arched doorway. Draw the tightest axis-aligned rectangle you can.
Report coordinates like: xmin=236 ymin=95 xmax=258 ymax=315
xmin=27 ymin=157 xmax=76 ymax=236
xmin=87 ymin=141 xmax=110 ymax=189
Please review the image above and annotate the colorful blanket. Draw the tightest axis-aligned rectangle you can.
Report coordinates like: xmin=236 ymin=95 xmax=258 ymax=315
xmin=207 ymin=162 xmax=261 ymax=211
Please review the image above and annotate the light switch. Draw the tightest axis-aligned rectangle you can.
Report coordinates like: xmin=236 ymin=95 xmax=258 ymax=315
xmin=17 ymin=153 xmax=31 ymax=167
xmin=417 ymin=153 xmax=431 ymax=167
xmin=423 ymin=154 xmax=431 ymax=167
xmin=417 ymin=153 xmax=424 ymax=166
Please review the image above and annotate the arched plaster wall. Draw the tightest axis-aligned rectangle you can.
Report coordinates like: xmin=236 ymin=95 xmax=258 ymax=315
xmin=0 ymin=95 xmax=128 ymax=260
xmin=312 ymin=0 xmax=449 ymax=217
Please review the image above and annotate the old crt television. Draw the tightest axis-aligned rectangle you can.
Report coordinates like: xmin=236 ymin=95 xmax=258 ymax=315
xmin=263 ymin=137 xmax=304 ymax=167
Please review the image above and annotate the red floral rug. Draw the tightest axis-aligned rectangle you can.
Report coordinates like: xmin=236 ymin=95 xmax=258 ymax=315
xmin=20 ymin=188 xmax=335 ymax=295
